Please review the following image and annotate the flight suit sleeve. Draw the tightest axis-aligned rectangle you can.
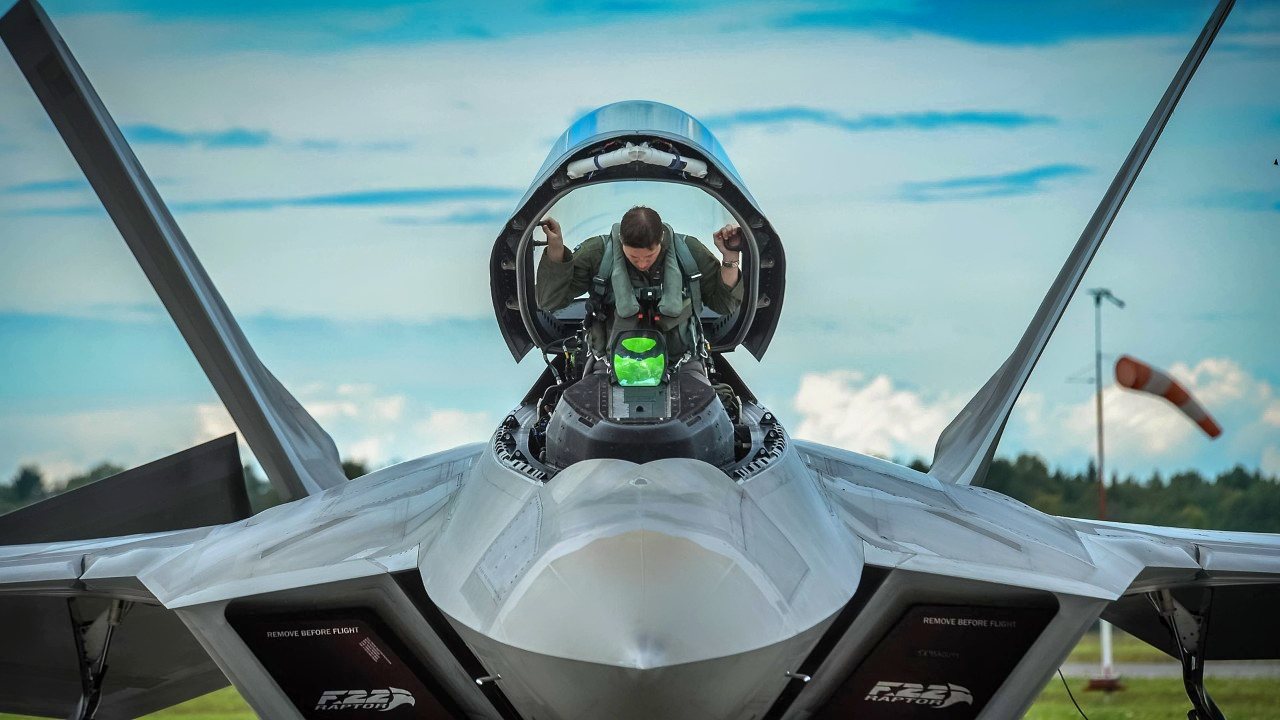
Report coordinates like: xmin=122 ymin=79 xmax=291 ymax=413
xmin=535 ymin=235 xmax=605 ymax=312
xmin=687 ymin=237 xmax=744 ymax=316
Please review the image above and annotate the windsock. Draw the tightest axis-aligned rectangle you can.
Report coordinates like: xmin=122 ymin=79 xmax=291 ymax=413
xmin=1114 ymin=355 xmax=1221 ymax=438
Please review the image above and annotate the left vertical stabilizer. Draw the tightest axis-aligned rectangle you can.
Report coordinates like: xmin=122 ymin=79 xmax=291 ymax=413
xmin=0 ymin=435 xmax=250 ymax=544
xmin=0 ymin=0 xmax=348 ymax=500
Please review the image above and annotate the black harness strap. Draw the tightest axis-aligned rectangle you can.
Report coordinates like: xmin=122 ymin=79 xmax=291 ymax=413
xmin=672 ymin=231 xmax=703 ymax=321
xmin=586 ymin=231 xmax=615 ymax=329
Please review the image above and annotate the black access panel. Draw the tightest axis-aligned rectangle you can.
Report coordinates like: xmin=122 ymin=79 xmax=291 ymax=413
xmin=229 ymin=609 xmax=462 ymax=719
xmin=813 ymin=604 xmax=1055 ymax=719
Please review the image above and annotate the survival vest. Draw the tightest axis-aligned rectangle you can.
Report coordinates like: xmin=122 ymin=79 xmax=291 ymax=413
xmin=587 ymin=223 xmax=704 ymax=356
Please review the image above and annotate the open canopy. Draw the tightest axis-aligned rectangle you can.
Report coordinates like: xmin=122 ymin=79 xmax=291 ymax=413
xmin=489 ymin=101 xmax=786 ymax=361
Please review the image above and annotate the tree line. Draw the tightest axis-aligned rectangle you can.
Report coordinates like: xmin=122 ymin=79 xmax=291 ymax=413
xmin=3 ymin=453 xmax=1279 ymax=532
xmin=905 ymin=455 xmax=1280 ymax=532
xmin=0 ymin=459 xmax=370 ymax=517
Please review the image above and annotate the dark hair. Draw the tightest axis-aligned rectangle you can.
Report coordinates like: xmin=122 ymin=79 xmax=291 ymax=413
xmin=619 ymin=206 xmax=663 ymax=248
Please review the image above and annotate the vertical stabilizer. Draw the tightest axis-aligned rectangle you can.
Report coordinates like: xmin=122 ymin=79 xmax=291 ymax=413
xmin=928 ymin=0 xmax=1235 ymax=486
xmin=0 ymin=0 xmax=348 ymax=500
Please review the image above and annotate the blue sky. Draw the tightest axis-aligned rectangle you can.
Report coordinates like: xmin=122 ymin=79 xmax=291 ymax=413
xmin=8 ymin=182 xmax=520 ymax=216
xmin=36 ymin=0 xmax=1272 ymax=47
xmin=1 ymin=0 xmax=1277 ymax=487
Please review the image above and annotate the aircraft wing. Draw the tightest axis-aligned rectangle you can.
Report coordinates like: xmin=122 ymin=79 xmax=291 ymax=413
xmin=0 ymin=442 xmax=483 ymax=718
xmin=802 ymin=441 xmax=1280 ymax=661
xmin=0 ymin=528 xmax=230 ymax=719
xmin=1065 ymin=517 xmax=1280 ymax=660
xmin=0 ymin=0 xmax=347 ymax=501
xmin=0 ymin=437 xmax=253 ymax=718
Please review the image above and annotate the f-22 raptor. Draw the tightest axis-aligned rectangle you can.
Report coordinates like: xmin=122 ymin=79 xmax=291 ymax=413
xmin=0 ymin=0 xmax=1275 ymax=718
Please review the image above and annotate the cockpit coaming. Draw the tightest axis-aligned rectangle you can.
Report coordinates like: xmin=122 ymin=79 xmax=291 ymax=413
xmin=488 ymin=101 xmax=788 ymax=480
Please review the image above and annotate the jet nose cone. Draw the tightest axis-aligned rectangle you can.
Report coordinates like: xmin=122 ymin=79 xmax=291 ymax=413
xmin=468 ymin=516 xmax=853 ymax=720
xmin=472 ymin=457 xmax=856 ymax=670
xmin=496 ymin=528 xmax=792 ymax=669
xmin=425 ymin=456 xmax=862 ymax=719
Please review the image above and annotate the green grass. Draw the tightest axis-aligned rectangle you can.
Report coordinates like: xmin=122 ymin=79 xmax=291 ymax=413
xmin=1029 ymin=676 xmax=1280 ymax=719
xmin=0 ymin=687 xmax=253 ymax=720
xmin=137 ymin=687 xmax=252 ymax=719
xmin=1065 ymin=628 xmax=1171 ymax=664
xmin=3 ymin=633 xmax=1275 ymax=719
xmin=5 ymin=678 xmax=1278 ymax=719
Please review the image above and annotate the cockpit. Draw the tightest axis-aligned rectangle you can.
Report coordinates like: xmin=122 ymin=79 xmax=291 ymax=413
xmin=531 ymin=180 xmax=743 ymax=351
xmin=488 ymin=101 xmax=788 ymax=481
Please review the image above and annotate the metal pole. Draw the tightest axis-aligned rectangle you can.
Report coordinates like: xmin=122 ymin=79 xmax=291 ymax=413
xmin=1094 ymin=293 xmax=1116 ymax=684
xmin=1095 ymin=295 xmax=1107 ymax=523
xmin=1085 ymin=289 xmax=1124 ymax=691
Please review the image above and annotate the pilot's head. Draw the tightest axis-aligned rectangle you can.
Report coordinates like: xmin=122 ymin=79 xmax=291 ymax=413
xmin=620 ymin=206 xmax=664 ymax=272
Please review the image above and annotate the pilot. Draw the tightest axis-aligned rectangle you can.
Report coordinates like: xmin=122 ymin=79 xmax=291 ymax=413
xmin=535 ymin=206 xmax=743 ymax=369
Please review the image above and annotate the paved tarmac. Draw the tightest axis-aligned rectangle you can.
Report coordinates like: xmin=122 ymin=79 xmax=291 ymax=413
xmin=1060 ymin=661 xmax=1280 ymax=678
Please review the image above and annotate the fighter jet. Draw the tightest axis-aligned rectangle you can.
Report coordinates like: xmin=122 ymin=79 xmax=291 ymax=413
xmin=0 ymin=0 xmax=1275 ymax=718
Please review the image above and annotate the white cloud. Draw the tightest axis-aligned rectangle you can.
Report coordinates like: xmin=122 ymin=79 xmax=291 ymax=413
xmin=345 ymin=436 xmax=386 ymax=465
xmin=796 ymin=357 xmax=1280 ymax=478
xmin=791 ymin=370 xmax=962 ymax=460
xmin=1262 ymin=401 xmax=1280 ymax=428
xmin=414 ymin=410 xmax=493 ymax=454
xmin=369 ymin=395 xmax=406 ymax=422
xmin=0 ymin=403 xmax=215 ymax=486
xmin=1010 ymin=357 xmax=1278 ymax=476
xmin=307 ymin=399 xmax=362 ymax=422
xmin=293 ymin=384 xmax=485 ymax=466
xmin=1168 ymin=357 xmax=1253 ymax=406
xmin=0 ymin=381 xmax=489 ymax=484
xmin=195 ymin=402 xmax=238 ymax=441
xmin=1063 ymin=386 xmax=1188 ymax=456
xmin=300 ymin=384 xmax=407 ymax=426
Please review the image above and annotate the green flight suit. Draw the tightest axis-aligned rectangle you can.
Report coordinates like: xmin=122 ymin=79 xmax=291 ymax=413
xmin=536 ymin=233 xmax=744 ymax=357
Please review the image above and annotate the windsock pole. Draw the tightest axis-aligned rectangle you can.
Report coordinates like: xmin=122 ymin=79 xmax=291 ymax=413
xmin=1087 ymin=289 xmax=1124 ymax=692
xmin=1087 ymin=353 xmax=1222 ymax=693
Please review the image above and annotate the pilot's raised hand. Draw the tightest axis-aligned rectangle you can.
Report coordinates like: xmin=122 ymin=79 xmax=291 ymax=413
xmin=713 ymin=224 xmax=743 ymax=258
xmin=712 ymin=223 xmax=742 ymax=289
xmin=540 ymin=217 xmax=565 ymax=262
